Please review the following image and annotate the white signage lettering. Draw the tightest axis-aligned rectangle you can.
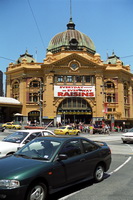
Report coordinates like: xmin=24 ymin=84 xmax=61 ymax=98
xmin=54 ymin=86 xmax=95 ymax=97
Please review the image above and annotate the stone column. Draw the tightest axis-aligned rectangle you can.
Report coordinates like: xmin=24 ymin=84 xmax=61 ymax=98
xmin=95 ymin=74 xmax=104 ymax=119
xmin=129 ymin=84 xmax=133 ymax=118
xmin=43 ymin=73 xmax=55 ymax=119
xmin=117 ymin=79 xmax=125 ymax=118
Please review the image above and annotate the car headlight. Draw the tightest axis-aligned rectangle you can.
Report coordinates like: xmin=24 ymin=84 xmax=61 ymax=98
xmin=0 ymin=180 xmax=20 ymax=189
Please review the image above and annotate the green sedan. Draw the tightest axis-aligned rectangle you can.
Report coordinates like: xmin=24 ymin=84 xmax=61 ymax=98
xmin=0 ymin=136 xmax=111 ymax=200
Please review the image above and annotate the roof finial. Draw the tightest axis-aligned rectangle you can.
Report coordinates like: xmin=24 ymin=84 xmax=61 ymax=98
xmin=112 ymin=50 xmax=115 ymax=57
xmin=67 ymin=0 xmax=75 ymax=30
xmin=106 ymin=49 xmax=109 ymax=59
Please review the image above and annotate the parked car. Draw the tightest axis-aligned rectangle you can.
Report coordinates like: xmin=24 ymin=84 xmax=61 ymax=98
xmin=121 ymin=128 xmax=133 ymax=143
xmin=24 ymin=124 xmax=45 ymax=129
xmin=0 ymin=129 xmax=55 ymax=157
xmin=0 ymin=125 xmax=5 ymax=132
xmin=54 ymin=125 xmax=80 ymax=135
xmin=2 ymin=122 xmax=21 ymax=129
xmin=0 ymin=136 xmax=111 ymax=200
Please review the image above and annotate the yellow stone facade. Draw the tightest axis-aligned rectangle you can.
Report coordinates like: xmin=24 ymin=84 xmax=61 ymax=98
xmin=5 ymin=19 xmax=133 ymax=128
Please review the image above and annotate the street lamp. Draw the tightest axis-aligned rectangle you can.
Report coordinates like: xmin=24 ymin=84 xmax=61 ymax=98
xmin=38 ymin=82 xmax=44 ymax=126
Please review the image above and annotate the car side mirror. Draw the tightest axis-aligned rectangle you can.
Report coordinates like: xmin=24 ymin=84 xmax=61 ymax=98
xmin=57 ymin=154 xmax=68 ymax=161
xmin=24 ymin=139 xmax=30 ymax=144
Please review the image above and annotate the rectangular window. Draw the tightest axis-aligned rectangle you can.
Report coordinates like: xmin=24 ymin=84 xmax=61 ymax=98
xmin=62 ymin=99 xmax=67 ymax=108
xmin=85 ymin=76 xmax=91 ymax=83
xmin=73 ymin=98 xmax=76 ymax=107
xmin=33 ymin=93 xmax=38 ymax=102
xmin=76 ymin=76 xmax=82 ymax=83
xmin=57 ymin=76 xmax=64 ymax=82
xmin=66 ymin=76 xmax=73 ymax=82
xmin=68 ymin=99 xmax=71 ymax=107
xmin=29 ymin=93 xmax=32 ymax=102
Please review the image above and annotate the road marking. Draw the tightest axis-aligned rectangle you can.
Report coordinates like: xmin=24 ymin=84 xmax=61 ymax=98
xmin=109 ymin=156 xmax=132 ymax=175
xmin=59 ymin=190 xmax=81 ymax=200
xmin=127 ymin=144 xmax=133 ymax=152
xmin=109 ymin=142 xmax=133 ymax=175
xmin=59 ymin=156 xmax=132 ymax=200
xmin=59 ymin=143 xmax=133 ymax=200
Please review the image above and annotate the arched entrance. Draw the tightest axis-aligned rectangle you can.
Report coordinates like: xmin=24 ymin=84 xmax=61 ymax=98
xmin=28 ymin=110 xmax=40 ymax=124
xmin=57 ymin=97 xmax=92 ymax=124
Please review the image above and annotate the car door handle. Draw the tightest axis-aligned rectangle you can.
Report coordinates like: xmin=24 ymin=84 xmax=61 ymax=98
xmin=80 ymin=158 xmax=85 ymax=162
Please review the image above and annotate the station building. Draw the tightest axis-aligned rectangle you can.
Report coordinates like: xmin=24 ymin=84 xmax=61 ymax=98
xmin=5 ymin=18 xmax=133 ymax=128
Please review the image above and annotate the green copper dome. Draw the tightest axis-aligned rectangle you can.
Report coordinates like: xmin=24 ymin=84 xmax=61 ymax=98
xmin=16 ymin=50 xmax=36 ymax=64
xmin=104 ymin=52 xmax=121 ymax=65
xmin=47 ymin=18 xmax=96 ymax=54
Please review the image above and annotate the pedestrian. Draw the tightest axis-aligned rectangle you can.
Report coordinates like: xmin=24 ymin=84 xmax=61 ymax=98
xmin=89 ymin=124 xmax=94 ymax=134
xmin=85 ymin=125 xmax=89 ymax=133
xmin=79 ymin=124 xmax=83 ymax=132
xmin=104 ymin=124 xmax=110 ymax=135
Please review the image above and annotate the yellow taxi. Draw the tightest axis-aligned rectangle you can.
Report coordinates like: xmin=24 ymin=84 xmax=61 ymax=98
xmin=2 ymin=122 xmax=22 ymax=129
xmin=54 ymin=125 xmax=80 ymax=135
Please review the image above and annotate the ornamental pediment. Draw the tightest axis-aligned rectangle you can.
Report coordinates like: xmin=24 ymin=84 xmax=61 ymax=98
xmin=43 ymin=53 xmax=100 ymax=69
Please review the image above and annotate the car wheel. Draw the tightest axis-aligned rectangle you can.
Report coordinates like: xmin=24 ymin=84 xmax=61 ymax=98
xmin=26 ymin=182 xmax=47 ymax=200
xmin=76 ymin=132 xmax=80 ymax=136
xmin=94 ymin=164 xmax=104 ymax=182
xmin=7 ymin=152 xmax=15 ymax=156
xmin=65 ymin=132 xmax=69 ymax=135
xmin=123 ymin=141 xmax=127 ymax=143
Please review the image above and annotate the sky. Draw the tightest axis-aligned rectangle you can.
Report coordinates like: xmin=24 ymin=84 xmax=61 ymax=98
xmin=0 ymin=0 xmax=133 ymax=88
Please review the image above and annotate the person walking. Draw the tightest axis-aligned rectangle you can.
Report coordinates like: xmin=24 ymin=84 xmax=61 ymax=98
xmin=89 ymin=124 xmax=94 ymax=134
xmin=104 ymin=124 xmax=110 ymax=135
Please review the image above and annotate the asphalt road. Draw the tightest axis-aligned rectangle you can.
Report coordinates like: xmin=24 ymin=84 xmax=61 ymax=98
xmin=49 ymin=130 xmax=133 ymax=200
xmin=0 ymin=129 xmax=133 ymax=200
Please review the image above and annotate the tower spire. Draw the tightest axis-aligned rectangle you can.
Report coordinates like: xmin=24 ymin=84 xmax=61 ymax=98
xmin=67 ymin=0 xmax=75 ymax=30
xmin=70 ymin=0 xmax=72 ymax=19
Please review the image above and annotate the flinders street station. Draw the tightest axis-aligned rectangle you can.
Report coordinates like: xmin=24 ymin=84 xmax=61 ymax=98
xmin=4 ymin=17 xmax=133 ymax=128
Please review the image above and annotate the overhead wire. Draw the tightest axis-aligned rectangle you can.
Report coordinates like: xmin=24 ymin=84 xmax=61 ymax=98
xmin=120 ymin=55 xmax=133 ymax=59
xmin=27 ymin=0 xmax=45 ymax=50
xmin=0 ymin=56 xmax=15 ymax=62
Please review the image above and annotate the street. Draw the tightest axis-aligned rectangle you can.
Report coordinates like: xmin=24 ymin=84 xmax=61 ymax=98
xmin=49 ymin=130 xmax=133 ymax=200
xmin=0 ymin=129 xmax=133 ymax=200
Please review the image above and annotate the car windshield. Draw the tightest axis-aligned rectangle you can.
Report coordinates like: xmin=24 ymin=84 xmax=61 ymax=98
xmin=2 ymin=131 xmax=29 ymax=143
xmin=128 ymin=128 xmax=133 ymax=132
xmin=15 ymin=138 xmax=61 ymax=160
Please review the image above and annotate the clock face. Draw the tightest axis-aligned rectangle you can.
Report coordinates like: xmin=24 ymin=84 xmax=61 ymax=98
xmin=70 ymin=63 xmax=79 ymax=71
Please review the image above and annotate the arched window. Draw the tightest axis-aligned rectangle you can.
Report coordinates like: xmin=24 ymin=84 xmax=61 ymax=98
xmin=104 ymin=81 xmax=115 ymax=88
xmin=69 ymin=39 xmax=78 ymax=50
xmin=29 ymin=80 xmax=40 ymax=88
xmin=58 ymin=97 xmax=92 ymax=113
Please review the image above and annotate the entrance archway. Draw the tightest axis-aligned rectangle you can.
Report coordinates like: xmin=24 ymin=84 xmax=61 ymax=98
xmin=57 ymin=97 xmax=92 ymax=124
xmin=28 ymin=110 xmax=40 ymax=124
